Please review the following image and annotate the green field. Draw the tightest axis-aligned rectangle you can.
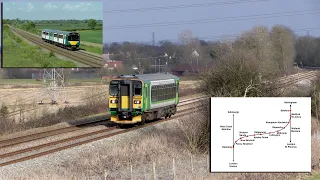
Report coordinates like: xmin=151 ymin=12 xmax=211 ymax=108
xmin=0 ymin=79 xmax=41 ymax=85
xmin=35 ymin=23 xmax=89 ymax=30
xmin=78 ymin=30 xmax=102 ymax=44
xmin=2 ymin=25 xmax=76 ymax=68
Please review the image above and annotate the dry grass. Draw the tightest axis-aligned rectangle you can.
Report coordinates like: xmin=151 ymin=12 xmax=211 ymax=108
xmin=311 ymin=138 xmax=320 ymax=171
xmin=179 ymin=87 xmax=200 ymax=97
xmin=312 ymin=118 xmax=320 ymax=134
xmin=2 ymin=101 xmax=319 ymax=179
xmin=0 ymin=88 xmax=109 ymax=136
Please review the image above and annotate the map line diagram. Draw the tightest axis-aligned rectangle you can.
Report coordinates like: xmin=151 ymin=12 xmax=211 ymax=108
xmin=232 ymin=104 xmax=292 ymax=162
xmin=211 ymin=97 xmax=311 ymax=172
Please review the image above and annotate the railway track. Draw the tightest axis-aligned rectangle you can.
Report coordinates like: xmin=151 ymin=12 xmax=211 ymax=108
xmin=278 ymin=70 xmax=318 ymax=87
xmin=9 ymin=27 xmax=102 ymax=67
xmin=263 ymin=70 xmax=318 ymax=87
xmin=0 ymin=97 xmax=206 ymax=167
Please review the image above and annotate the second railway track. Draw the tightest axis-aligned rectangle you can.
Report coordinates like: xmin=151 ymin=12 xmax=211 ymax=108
xmin=10 ymin=27 xmax=102 ymax=67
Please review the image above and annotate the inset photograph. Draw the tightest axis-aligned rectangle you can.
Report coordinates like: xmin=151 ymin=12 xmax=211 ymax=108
xmin=2 ymin=1 xmax=103 ymax=68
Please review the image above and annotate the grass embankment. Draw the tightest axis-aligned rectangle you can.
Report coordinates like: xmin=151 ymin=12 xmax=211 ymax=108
xmin=2 ymin=25 xmax=76 ymax=68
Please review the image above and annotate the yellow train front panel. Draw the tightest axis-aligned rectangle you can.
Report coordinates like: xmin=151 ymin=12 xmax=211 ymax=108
xmin=121 ymin=96 xmax=129 ymax=109
xmin=109 ymin=96 xmax=118 ymax=108
xmin=133 ymin=96 xmax=142 ymax=109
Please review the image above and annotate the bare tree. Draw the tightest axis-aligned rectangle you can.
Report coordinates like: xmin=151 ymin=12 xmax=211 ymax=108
xmin=234 ymin=25 xmax=279 ymax=80
xmin=201 ymin=48 xmax=262 ymax=97
xmin=270 ymin=25 xmax=296 ymax=75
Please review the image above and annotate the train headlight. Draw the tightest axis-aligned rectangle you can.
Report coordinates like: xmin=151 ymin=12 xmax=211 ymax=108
xmin=110 ymin=100 xmax=118 ymax=103
xmin=134 ymin=100 xmax=141 ymax=104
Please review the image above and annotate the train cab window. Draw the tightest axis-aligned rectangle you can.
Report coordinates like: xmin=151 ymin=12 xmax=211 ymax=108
xmin=109 ymin=81 xmax=119 ymax=96
xmin=134 ymin=81 xmax=142 ymax=96
xmin=68 ymin=34 xmax=79 ymax=41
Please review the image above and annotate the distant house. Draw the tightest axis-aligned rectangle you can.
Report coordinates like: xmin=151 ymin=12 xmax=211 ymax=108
xmin=102 ymin=53 xmax=111 ymax=62
xmin=104 ymin=61 xmax=124 ymax=70
xmin=102 ymin=53 xmax=124 ymax=70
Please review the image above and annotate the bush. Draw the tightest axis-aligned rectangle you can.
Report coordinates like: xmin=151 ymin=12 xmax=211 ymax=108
xmin=48 ymin=50 xmax=55 ymax=58
xmin=0 ymin=104 xmax=9 ymax=118
xmin=200 ymin=48 xmax=276 ymax=97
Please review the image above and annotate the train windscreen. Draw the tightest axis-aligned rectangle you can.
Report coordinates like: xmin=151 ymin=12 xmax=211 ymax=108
xmin=133 ymin=81 xmax=142 ymax=95
xmin=68 ymin=34 xmax=79 ymax=41
xmin=110 ymin=81 xmax=119 ymax=96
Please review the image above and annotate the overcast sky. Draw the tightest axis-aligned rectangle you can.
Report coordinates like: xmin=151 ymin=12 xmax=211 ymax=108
xmin=103 ymin=0 xmax=320 ymax=44
xmin=3 ymin=1 xmax=102 ymax=20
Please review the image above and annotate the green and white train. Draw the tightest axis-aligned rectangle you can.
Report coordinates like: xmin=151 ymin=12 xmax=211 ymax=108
xmin=108 ymin=73 xmax=180 ymax=125
xmin=41 ymin=29 xmax=80 ymax=50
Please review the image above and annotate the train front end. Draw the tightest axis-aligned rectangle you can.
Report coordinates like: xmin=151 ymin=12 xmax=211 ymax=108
xmin=67 ymin=32 xmax=80 ymax=50
xmin=109 ymin=77 xmax=144 ymax=124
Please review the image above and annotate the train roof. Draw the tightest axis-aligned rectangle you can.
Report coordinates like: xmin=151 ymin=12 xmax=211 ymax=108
xmin=118 ymin=73 xmax=179 ymax=82
xmin=41 ymin=29 xmax=78 ymax=35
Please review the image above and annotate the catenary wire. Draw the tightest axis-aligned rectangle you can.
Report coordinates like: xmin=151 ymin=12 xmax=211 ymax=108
xmin=104 ymin=9 xmax=320 ymax=30
xmin=104 ymin=0 xmax=271 ymax=13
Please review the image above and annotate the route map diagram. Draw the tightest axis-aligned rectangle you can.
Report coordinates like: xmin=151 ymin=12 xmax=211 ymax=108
xmin=210 ymin=97 xmax=311 ymax=172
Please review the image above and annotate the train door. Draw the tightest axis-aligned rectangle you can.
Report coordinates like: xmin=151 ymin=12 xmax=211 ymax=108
xmin=120 ymin=84 xmax=130 ymax=110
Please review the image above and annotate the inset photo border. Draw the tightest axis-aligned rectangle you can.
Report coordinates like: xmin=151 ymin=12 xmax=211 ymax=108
xmin=1 ymin=1 xmax=103 ymax=68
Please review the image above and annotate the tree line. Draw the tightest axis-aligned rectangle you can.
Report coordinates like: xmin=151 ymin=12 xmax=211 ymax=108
xmin=3 ymin=19 xmax=102 ymax=30
xmin=104 ymin=25 xmax=319 ymax=75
